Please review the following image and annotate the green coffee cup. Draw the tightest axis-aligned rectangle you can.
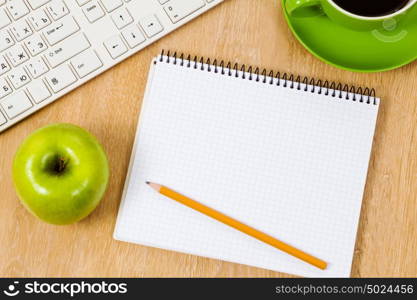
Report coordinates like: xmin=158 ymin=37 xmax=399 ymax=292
xmin=285 ymin=0 xmax=417 ymax=31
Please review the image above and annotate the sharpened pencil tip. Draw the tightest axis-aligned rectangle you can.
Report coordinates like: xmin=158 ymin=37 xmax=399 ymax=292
xmin=146 ymin=182 xmax=162 ymax=191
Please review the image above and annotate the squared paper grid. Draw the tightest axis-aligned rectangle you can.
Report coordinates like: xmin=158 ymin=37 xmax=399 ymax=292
xmin=114 ymin=57 xmax=379 ymax=277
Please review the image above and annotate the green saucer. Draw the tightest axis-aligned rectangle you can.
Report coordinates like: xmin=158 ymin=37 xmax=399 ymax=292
xmin=282 ymin=0 xmax=417 ymax=72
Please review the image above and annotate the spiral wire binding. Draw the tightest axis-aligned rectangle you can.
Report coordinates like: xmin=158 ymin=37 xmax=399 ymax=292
xmin=157 ymin=50 xmax=377 ymax=105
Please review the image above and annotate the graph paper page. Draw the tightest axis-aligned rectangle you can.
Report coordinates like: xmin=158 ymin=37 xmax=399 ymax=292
xmin=114 ymin=56 xmax=379 ymax=277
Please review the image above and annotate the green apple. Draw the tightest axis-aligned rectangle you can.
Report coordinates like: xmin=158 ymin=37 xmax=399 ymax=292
xmin=12 ymin=123 xmax=109 ymax=225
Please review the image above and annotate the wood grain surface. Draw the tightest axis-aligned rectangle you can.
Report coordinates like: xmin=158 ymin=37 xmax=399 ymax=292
xmin=1 ymin=0 xmax=416 ymax=277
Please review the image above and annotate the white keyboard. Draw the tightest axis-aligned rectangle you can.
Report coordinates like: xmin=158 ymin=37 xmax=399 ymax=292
xmin=0 ymin=0 xmax=223 ymax=132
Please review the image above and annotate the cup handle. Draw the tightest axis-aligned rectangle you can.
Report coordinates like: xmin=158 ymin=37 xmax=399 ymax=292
xmin=285 ymin=0 xmax=324 ymax=17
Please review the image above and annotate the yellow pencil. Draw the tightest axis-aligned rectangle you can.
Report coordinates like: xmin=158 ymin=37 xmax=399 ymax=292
xmin=146 ymin=182 xmax=327 ymax=270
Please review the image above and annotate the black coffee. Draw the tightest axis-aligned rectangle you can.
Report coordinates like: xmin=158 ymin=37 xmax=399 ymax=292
xmin=332 ymin=0 xmax=410 ymax=17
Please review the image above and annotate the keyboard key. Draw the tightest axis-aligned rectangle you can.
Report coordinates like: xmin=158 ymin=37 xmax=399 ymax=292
xmin=100 ymin=0 xmax=122 ymax=12
xmin=122 ymin=25 xmax=145 ymax=48
xmin=0 ymin=77 xmax=12 ymax=98
xmin=111 ymin=8 xmax=133 ymax=29
xmin=26 ymin=57 xmax=49 ymax=79
xmin=71 ymin=50 xmax=102 ymax=78
xmin=10 ymin=19 xmax=33 ymax=41
xmin=1 ymin=90 xmax=32 ymax=118
xmin=46 ymin=0 xmax=69 ymax=20
xmin=0 ymin=9 xmax=11 ymax=29
xmin=8 ymin=66 xmax=31 ymax=89
xmin=28 ymin=9 xmax=51 ymax=31
xmin=6 ymin=44 xmax=29 ymax=66
xmin=43 ymin=16 xmax=80 ymax=45
xmin=6 ymin=0 xmax=29 ymax=20
xmin=26 ymin=80 xmax=51 ymax=103
xmin=0 ymin=56 xmax=10 ymax=75
xmin=45 ymin=64 xmax=76 ymax=93
xmin=27 ymin=0 xmax=51 ymax=9
xmin=0 ymin=31 xmax=15 ymax=52
xmin=163 ymin=0 xmax=205 ymax=23
xmin=139 ymin=15 xmax=163 ymax=38
xmin=25 ymin=35 xmax=48 ymax=56
xmin=45 ymin=34 xmax=90 ymax=68
xmin=103 ymin=35 xmax=127 ymax=59
xmin=83 ymin=1 xmax=105 ymax=23
xmin=0 ymin=111 xmax=6 ymax=125
xmin=76 ymin=0 xmax=91 ymax=6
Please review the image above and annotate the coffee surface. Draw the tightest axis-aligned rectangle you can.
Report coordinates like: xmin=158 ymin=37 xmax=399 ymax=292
xmin=332 ymin=0 xmax=409 ymax=17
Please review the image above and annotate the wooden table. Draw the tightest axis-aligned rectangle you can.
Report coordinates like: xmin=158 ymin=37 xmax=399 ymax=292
xmin=1 ymin=0 xmax=416 ymax=277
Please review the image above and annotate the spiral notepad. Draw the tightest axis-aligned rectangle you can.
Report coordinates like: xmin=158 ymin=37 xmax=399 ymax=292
xmin=114 ymin=51 xmax=380 ymax=277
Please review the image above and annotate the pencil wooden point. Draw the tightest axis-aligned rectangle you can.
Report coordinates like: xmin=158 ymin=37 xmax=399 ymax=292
xmin=147 ymin=182 xmax=162 ymax=191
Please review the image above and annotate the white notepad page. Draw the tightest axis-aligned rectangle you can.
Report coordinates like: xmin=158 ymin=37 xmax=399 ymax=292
xmin=114 ymin=55 xmax=379 ymax=277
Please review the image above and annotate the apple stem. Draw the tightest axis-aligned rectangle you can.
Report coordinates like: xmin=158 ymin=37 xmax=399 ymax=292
xmin=56 ymin=157 xmax=68 ymax=173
